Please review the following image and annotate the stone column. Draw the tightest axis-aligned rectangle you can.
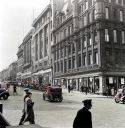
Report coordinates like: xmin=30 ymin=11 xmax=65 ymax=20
xmin=99 ymin=75 xmax=105 ymax=95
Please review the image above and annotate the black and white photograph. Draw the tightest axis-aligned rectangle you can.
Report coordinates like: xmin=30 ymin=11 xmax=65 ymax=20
xmin=0 ymin=0 xmax=125 ymax=128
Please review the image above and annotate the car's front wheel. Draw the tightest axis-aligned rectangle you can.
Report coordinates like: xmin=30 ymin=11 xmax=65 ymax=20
xmin=115 ymin=98 xmax=119 ymax=103
xmin=3 ymin=94 xmax=8 ymax=100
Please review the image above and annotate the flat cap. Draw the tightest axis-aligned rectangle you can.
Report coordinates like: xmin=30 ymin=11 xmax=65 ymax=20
xmin=82 ymin=99 xmax=92 ymax=104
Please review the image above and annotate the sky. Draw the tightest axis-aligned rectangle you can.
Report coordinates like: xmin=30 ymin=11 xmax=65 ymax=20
xmin=0 ymin=0 xmax=50 ymax=72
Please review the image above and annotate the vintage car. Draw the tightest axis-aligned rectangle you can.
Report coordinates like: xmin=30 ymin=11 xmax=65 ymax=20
xmin=114 ymin=88 xmax=125 ymax=103
xmin=0 ymin=88 xmax=10 ymax=100
xmin=0 ymin=82 xmax=10 ymax=100
xmin=43 ymin=86 xmax=63 ymax=102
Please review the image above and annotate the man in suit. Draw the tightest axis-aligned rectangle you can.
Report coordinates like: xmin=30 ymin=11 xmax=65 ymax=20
xmin=73 ymin=99 xmax=92 ymax=128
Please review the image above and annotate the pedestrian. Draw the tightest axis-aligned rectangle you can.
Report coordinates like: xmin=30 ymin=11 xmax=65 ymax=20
xmin=23 ymin=92 xmax=35 ymax=124
xmin=13 ymin=84 xmax=17 ymax=95
xmin=68 ymin=85 xmax=71 ymax=93
xmin=19 ymin=88 xmax=29 ymax=125
xmin=85 ymin=87 xmax=88 ymax=95
xmin=73 ymin=99 xmax=92 ymax=128
xmin=81 ymin=85 xmax=84 ymax=93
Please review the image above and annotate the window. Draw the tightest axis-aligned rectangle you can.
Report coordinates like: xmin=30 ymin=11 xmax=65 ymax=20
xmin=68 ymin=26 xmax=71 ymax=36
xmin=83 ymin=54 xmax=87 ymax=66
xmin=60 ymin=48 xmax=64 ymax=58
xmin=40 ymin=30 xmax=43 ymax=59
xmin=54 ymin=63 xmax=56 ymax=72
xmin=85 ymin=1 xmax=88 ymax=10
xmin=122 ymin=31 xmax=125 ymax=44
xmin=94 ymin=30 xmax=98 ymax=43
xmin=88 ymin=12 xmax=92 ymax=23
xmin=88 ymin=53 xmax=92 ymax=65
xmin=54 ymin=52 xmax=56 ymax=60
xmin=64 ymin=60 xmax=67 ymax=73
xmin=68 ymin=58 xmax=71 ymax=69
xmin=57 ymin=62 xmax=60 ymax=72
xmin=114 ymin=9 xmax=117 ymax=20
xmin=68 ymin=44 xmax=71 ymax=55
xmin=121 ymin=0 xmax=124 ymax=5
xmin=35 ymin=34 xmax=38 ymax=61
xmin=120 ymin=10 xmax=124 ymax=22
xmin=95 ymin=52 xmax=99 ymax=64
xmin=72 ymin=42 xmax=76 ymax=53
xmin=88 ymin=33 xmax=92 ymax=46
xmin=93 ymin=9 xmax=97 ymax=20
xmin=84 ymin=15 xmax=87 ymax=26
xmin=109 ymin=0 xmax=111 ymax=3
xmin=78 ymin=39 xmax=81 ymax=51
xmin=61 ymin=61 xmax=63 ymax=73
xmin=72 ymin=56 xmax=75 ymax=69
xmin=113 ymin=30 xmax=117 ymax=43
xmin=64 ymin=46 xmax=67 ymax=57
xmin=105 ymin=29 xmax=109 ymax=42
xmin=116 ymin=0 xmax=119 ymax=4
xmin=83 ymin=36 xmax=87 ymax=48
xmin=78 ymin=54 xmax=81 ymax=67
xmin=105 ymin=8 xmax=109 ymax=19
xmin=64 ymin=29 xmax=66 ymax=38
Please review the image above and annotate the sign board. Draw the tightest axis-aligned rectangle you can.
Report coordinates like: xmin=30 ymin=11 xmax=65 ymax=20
xmin=109 ymin=77 xmax=113 ymax=84
xmin=121 ymin=78 xmax=125 ymax=84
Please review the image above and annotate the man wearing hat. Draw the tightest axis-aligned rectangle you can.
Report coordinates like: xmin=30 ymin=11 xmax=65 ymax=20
xmin=73 ymin=99 xmax=92 ymax=128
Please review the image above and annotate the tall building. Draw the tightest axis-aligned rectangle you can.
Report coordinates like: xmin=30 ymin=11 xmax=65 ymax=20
xmin=31 ymin=0 xmax=64 ymax=86
xmin=52 ymin=0 xmax=125 ymax=95
xmin=21 ymin=30 xmax=32 ymax=84
xmin=16 ymin=44 xmax=24 ymax=82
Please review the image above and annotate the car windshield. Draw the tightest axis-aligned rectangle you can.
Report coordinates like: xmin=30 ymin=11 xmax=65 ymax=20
xmin=50 ymin=88 xmax=62 ymax=93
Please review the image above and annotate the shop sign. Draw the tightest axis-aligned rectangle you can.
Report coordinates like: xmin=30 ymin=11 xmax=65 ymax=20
xmin=121 ymin=78 xmax=125 ymax=84
xmin=109 ymin=77 xmax=113 ymax=84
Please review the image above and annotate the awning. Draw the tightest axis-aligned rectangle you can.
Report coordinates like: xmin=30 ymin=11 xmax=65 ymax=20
xmin=32 ymin=68 xmax=51 ymax=76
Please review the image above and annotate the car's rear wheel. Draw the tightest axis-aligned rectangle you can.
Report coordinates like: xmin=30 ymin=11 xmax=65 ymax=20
xmin=58 ymin=96 xmax=63 ymax=102
xmin=43 ymin=94 xmax=45 ymax=100
xmin=3 ymin=94 xmax=8 ymax=100
xmin=115 ymin=98 xmax=119 ymax=103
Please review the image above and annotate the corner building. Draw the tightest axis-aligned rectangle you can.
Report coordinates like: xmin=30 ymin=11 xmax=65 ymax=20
xmin=52 ymin=0 xmax=125 ymax=95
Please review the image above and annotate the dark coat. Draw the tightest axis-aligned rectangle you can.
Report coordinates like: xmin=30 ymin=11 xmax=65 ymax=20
xmin=24 ymin=98 xmax=35 ymax=123
xmin=73 ymin=107 xmax=92 ymax=128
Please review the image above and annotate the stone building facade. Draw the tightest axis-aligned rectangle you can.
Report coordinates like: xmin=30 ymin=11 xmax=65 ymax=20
xmin=52 ymin=0 xmax=125 ymax=95
xmin=31 ymin=0 xmax=64 ymax=86
xmin=16 ymin=44 xmax=24 ymax=82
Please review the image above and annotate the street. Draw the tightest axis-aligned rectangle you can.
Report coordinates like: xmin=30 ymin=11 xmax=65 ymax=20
xmin=1 ymin=86 xmax=125 ymax=128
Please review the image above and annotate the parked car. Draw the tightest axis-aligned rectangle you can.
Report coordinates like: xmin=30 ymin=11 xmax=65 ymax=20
xmin=0 ymin=82 xmax=10 ymax=100
xmin=0 ymin=88 xmax=10 ymax=100
xmin=114 ymin=89 xmax=125 ymax=103
xmin=43 ymin=86 xmax=63 ymax=102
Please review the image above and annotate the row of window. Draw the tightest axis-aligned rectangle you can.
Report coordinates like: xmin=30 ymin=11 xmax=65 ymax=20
xmin=105 ymin=7 xmax=125 ymax=22
xmin=54 ymin=52 xmax=99 ymax=73
xmin=79 ymin=0 xmax=95 ymax=13
xmin=35 ymin=10 xmax=52 ymax=30
xmin=105 ymin=29 xmax=125 ymax=43
xmin=54 ymin=24 xmax=74 ymax=44
xmin=54 ymin=32 xmax=98 ymax=60
xmin=106 ymin=0 xmax=125 ymax=5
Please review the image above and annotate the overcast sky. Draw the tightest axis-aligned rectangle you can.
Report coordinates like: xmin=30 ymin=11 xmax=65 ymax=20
xmin=0 ymin=0 xmax=50 ymax=72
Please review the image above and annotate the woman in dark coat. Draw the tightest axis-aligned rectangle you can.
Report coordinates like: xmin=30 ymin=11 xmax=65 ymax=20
xmin=73 ymin=99 xmax=92 ymax=128
xmin=23 ymin=92 xmax=35 ymax=124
